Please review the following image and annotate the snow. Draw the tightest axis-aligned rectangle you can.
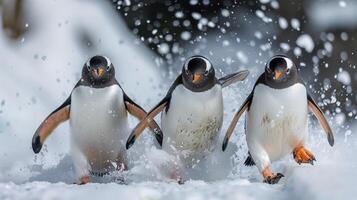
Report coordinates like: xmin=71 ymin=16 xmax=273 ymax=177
xmin=255 ymin=10 xmax=272 ymax=23
xmin=339 ymin=1 xmax=347 ymax=8
xmin=296 ymin=34 xmax=315 ymax=53
xmin=190 ymin=0 xmax=198 ymax=6
xmin=324 ymin=42 xmax=333 ymax=53
xmin=158 ymin=43 xmax=170 ymax=55
xmin=308 ymin=0 xmax=357 ymax=29
xmin=335 ymin=113 xmax=346 ymax=125
xmin=0 ymin=0 xmax=357 ymax=199
xmin=278 ymin=17 xmax=288 ymax=30
xmin=293 ymin=47 xmax=302 ymax=57
xmin=340 ymin=51 xmax=348 ymax=61
xmin=280 ymin=43 xmax=290 ymax=51
xmin=236 ymin=51 xmax=249 ymax=64
xmin=270 ymin=1 xmax=280 ymax=9
xmin=340 ymin=32 xmax=348 ymax=41
xmin=192 ymin=12 xmax=202 ymax=20
xmin=337 ymin=70 xmax=351 ymax=85
xmin=254 ymin=31 xmax=263 ymax=40
xmin=259 ymin=0 xmax=271 ymax=4
xmin=175 ymin=11 xmax=184 ymax=19
xmin=0 ymin=135 xmax=356 ymax=200
xmin=221 ymin=9 xmax=230 ymax=17
xmin=291 ymin=18 xmax=300 ymax=31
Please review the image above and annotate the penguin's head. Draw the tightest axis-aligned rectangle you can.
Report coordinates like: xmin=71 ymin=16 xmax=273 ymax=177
xmin=265 ymin=55 xmax=297 ymax=84
xmin=82 ymin=55 xmax=115 ymax=86
xmin=182 ymin=56 xmax=216 ymax=92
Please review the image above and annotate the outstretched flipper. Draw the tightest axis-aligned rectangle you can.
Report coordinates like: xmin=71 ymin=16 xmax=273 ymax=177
xmin=32 ymin=96 xmax=71 ymax=153
xmin=126 ymin=75 xmax=183 ymax=150
xmin=126 ymin=99 xmax=167 ymax=150
xmin=222 ymin=93 xmax=253 ymax=151
xmin=123 ymin=93 xmax=163 ymax=147
xmin=244 ymin=152 xmax=256 ymax=166
xmin=218 ymin=70 xmax=249 ymax=88
xmin=307 ymin=93 xmax=334 ymax=146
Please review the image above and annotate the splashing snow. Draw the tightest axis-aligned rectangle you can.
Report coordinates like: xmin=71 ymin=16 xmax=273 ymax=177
xmin=296 ymin=34 xmax=315 ymax=53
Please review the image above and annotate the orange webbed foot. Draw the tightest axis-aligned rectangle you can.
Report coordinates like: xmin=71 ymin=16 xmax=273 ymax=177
xmin=78 ymin=176 xmax=90 ymax=185
xmin=293 ymin=146 xmax=316 ymax=165
xmin=262 ymin=167 xmax=284 ymax=184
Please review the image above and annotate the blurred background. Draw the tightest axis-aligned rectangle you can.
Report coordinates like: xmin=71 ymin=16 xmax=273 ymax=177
xmin=111 ymin=0 xmax=357 ymax=125
xmin=0 ymin=0 xmax=355 ymax=183
xmin=3 ymin=0 xmax=355 ymax=120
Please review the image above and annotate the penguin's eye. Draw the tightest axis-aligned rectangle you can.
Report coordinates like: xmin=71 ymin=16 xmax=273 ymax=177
xmin=106 ymin=65 xmax=111 ymax=71
xmin=204 ymin=70 xmax=209 ymax=76
xmin=286 ymin=68 xmax=291 ymax=74
xmin=87 ymin=65 xmax=91 ymax=71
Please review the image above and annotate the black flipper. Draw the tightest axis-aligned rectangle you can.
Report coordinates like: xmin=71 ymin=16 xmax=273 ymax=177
xmin=32 ymin=96 xmax=71 ymax=154
xmin=123 ymin=92 xmax=163 ymax=147
xmin=126 ymin=75 xmax=183 ymax=150
xmin=222 ymin=92 xmax=253 ymax=151
xmin=244 ymin=153 xmax=255 ymax=166
xmin=218 ymin=70 xmax=249 ymax=88
xmin=307 ymin=93 xmax=334 ymax=146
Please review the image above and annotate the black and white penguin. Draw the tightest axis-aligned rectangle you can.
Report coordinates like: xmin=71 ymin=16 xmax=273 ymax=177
xmin=31 ymin=55 xmax=162 ymax=184
xmin=222 ymin=55 xmax=334 ymax=184
xmin=126 ymin=55 xmax=249 ymax=181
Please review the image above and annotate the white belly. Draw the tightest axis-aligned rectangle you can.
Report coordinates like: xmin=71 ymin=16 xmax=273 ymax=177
xmin=69 ymin=85 xmax=128 ymax=170
xmin=161 ymin=84 xmax=223 ymax=164
xmin=247 ymin=83 xmax=308 ymax=161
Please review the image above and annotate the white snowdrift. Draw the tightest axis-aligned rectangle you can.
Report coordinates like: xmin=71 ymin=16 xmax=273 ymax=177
xmin=0 ymin=1 xmax=356 ymax=200
xmin=0 ymin=134 xmax=355 ymax=200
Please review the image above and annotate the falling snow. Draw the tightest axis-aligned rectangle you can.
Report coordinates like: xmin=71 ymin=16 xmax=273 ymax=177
xmin=278 ymin=17 xmax=288 ymax=29
xmin=0 ymin=0 xmax=356 ymax=199
xmin=296 ymin=34 xmax=315 ymax=53
xmin=337 ymin=70 xmax=351 ymax=85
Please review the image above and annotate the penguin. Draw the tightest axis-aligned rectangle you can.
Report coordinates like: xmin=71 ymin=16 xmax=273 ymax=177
xmin=126 ymin=55 xmax=249 ymax=181
xmin=222 ymin=55 xmax=334 ymax=184
xmin=32 ymin=55 xmax=163 ymax=184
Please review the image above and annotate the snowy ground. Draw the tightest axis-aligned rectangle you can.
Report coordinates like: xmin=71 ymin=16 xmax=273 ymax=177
xmin=0 ymin=0 xmax=356 ymax=200
xmin=0 ymin=135 xmax=356 ymax=200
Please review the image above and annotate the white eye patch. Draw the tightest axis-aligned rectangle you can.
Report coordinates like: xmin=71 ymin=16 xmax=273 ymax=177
xmin=103 ymin=56 xmax=112 ymax=67
xmin=86 ymin=58 xmax=91 ymax=68
xmin=283 ymin=57 xmax=293 ymax=69
xmin=203 ymin=58 xmax=211 ymax=72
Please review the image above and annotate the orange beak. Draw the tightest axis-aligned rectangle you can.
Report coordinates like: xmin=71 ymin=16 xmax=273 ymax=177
xmin=192 ymin=73 xmax=201 ymax=83
xmin=274 ymin=70 xmax=283 ymax=80
xmin=93 ymin=68 xmax=105 ymax=77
